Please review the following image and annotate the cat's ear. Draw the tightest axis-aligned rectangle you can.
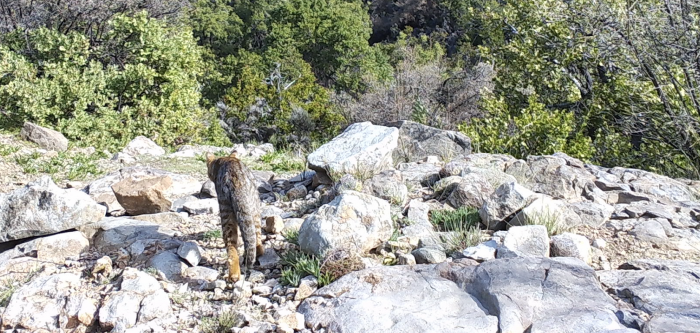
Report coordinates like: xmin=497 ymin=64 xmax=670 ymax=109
xmin=229 ymin=151 xmax=239 ymax=158
xmin=205 ymin=153 xmax=216 ymax=164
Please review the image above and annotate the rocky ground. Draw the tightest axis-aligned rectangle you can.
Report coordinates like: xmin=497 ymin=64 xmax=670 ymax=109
xmin=1 ymin=120 xmax=700 ymax=333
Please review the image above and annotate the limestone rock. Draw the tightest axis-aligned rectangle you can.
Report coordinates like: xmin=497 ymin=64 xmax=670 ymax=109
xmin=454 ymin=257 xmax=635 ymax=333
xmin=0 ymin=176 xmax=105 ymax=242
xmin=386 ymin=120 xmax=472 ymax=163
xmin=497 ymin=225 xmax=550 ymax=258
xmin=447 ymin=173 xmax=494 ymax=210
xmin=266 ymin=215 xmax=285 ymax=234
xmin=20 ymin=121 xmax=68 ymax=151
xmin=121 ymin=136 xmax=165 ymax=157
xmin=299 ymin=265 xmax=498 ymax=333
xmin=177 ymin=241 xmax=203 ymax=266
xmin=479 ymin=182 xmax=536 ymax=230
xmin=183 ymin=198 xmax=219 ymax=215
xmin=411 ymin=247 xmax=447 ymax=264
xmin=551 ymin=232 xmax=591 ymax=263
xmin=299 ymin=191 xmax=392 ymax=257
xmin=363 ymin=169 xmax=408 ymax=205
xmin=307 ymin=122 xmax=398 ymax=184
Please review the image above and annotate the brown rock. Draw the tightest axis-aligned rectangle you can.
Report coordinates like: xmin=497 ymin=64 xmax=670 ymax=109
xmin=19 ymin=121 xmax=69 ymax=151
xmin=112 ymin=176 xmax=173 ymax=215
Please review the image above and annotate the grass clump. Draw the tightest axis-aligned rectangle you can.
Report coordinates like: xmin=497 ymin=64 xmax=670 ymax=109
xmin=430 ymin=206 xmax=483 ymax=252
xmin=200 ymin=310 xmax=242 ymax=333
xmin=523 ymin=210 xmax=568 ymax=236
xmin=280 ymin=248 xmax=363 ymax=288
xmin=256 ymin=149 xmax=306 ymax=173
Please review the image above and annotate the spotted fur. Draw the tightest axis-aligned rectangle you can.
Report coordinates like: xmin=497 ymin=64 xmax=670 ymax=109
xmin=206 ymin=152 xmax=264 ymax=282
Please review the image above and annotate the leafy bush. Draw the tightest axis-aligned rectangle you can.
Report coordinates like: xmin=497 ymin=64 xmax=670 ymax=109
xmin=0 ymin=12 xmax=210 ymax=151
xmin=460 ymin=94 xmax=595 ymax=160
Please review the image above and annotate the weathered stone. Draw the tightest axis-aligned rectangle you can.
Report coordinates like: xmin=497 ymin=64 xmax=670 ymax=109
xmin=363 ymin=169 xmax=408 ymax=205
xmin=1 ymin=273 xmax=83 ymax=331
xmin=630 ymin=219 xmax=669 ymax=245
xmin=131 ymin=212 xmax=189 ymax=226
xmin=177 ymin=241 xmax=203 ymax=266
xmin=295 ymin=276 xmax=318 ymax=301
xmin=479 ymin=182 xmax=536 ymax=230
xmin=35 ymin=231 xmax=90 ymax=264
xmin=299 ymin=191 xmax=392 ymax=257
xmin=386 ymin=120 xmax=472 ymax=163
xmin=121 ymin=136 xmax=165 ymax=157
xmin=504 ymin=155 xmax=596 ymax=201
xmin=299 ymin=265 xmax=498 ymax=333
xmin=148 ymin=251 xmax=187 ymax=281
xmin=453 ymin=257 xmax=635 ymax=333
xmin=308 ymin=122 xmax=398 ymax=184
xmin=566 ymin=202 xmax=614 ymax=228
xmin=200 ymin=180 xmax=217 ymax=198
xmin=461 ymin=240 xmax=498 ymax=262
xmin=266 ymin=215 xmax=285 ymax=234
xmin=183 ymin=198 xmax=219 ymax=215
xmin=397 ymin=162 xmax=442 ymax=189
xmin=447 ymin=173 xmax=494 ymax=210
xmin=87 ymin=172 xmax=124 ymax=214
xmin=551 ymin=233 xmax=591 ymax=264
xmin=497 ymin=225 xmax=550 ymax=258
xmin=20 ymin=121 xmax=68 ymax=151
xmin=87 ymin=217 xmax=178 ymax=253
xmin=441 ymin=154 xmax=516 ymax=177
xmin=0 ymin=176 xmax=106 ymax=242
xmin=411 ymin=247 xmax=447 ymax=264
xmin=598 ymin=260 xmax=700 ymax=333
xmin=258 ymin=248 xmax=281 ymax=269
xmin=112 ymin=175 xmax=173 ymax=215
xmin=508 ymin=194 xmax=565 ymax=228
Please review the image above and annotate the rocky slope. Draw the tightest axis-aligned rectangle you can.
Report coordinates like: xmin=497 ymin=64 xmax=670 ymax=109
xmin=0 ymin=121 xmax=699 ymax=333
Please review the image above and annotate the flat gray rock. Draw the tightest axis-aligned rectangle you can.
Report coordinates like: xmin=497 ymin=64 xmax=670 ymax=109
xmin=20 ymin=121 xmax=68 ymax=151
xmin=598 ymin=259 xmax=700 ymax=333
xmin=448 ymin=257 xmax=636 ymax=333
xmin=299 ymin=265 xmax=498 ymax=333
xmin=385 ymin=120 xmax=471 ymax=163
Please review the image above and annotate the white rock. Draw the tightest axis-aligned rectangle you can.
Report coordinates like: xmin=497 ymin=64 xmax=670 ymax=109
xmin=121 ymin=136 xmax=165 ymax=156
xmin=497 ymin=225 xmax=550 ymax=258
xmin=551 ymin=233 xmax=592 ymax=264
xmin=182 ymin=198 xmax=219 ymax=215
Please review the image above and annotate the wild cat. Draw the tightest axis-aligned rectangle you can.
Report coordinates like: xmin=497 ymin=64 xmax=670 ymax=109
xmin=206 ymin=152 xmax=264 ymax=282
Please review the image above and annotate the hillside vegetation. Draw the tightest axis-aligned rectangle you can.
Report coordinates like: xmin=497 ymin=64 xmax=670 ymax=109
xmin=1 ymin=0 xmax=698 ymax=178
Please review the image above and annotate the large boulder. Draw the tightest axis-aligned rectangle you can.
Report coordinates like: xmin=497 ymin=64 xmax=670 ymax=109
xmin=307 ymin=122 xmax=398 ymax=184
xmin=449 ymin=257 xmax=638 ymax=333
xmin=299 ymin=265 xmax=498 ymax=333
xmin=84 ymin=217 xmax=180 ymax=255
xmin=298 ymin=191 xmax=393 ymax=257
xmin=112 ymin=175 xmax=173 ymax=215
xmin=598 ymin=260 xmax=700 ymax=333
xmin=0 ymin=176 xmax=106 ymax=242
xmin=505 ymin=155 xmax=596 ymax=201
xmin=19 ymin=121 xmax=69 ymax=152
xmin=385 ymin=120 xmax=472 ymax=163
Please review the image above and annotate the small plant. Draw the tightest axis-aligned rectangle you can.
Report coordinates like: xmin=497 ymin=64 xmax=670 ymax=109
xmin=430 ymin=207 xmax=483 ymax=252
xmin=523 ymin=210 xmax=568 ymax=236
xmin=0 ymin=281 xmax=17 ymax=307
xmin=257 ymin=149 xmax=306 ymax=173
xmin=279 ymin=249 xmax=336 ymax=287
xmin=320 ymin=248 xmax=364 ymax=283
xmin=202 ymin=229 xmax=222 ymax=241
xmin=0 ymin=145 xmax=19 ymax=157
xmin=200 ymin=310 xmax=241 ymax=333
xmin=280 ymin=267 xmax=302 ymax=286
xmin=281 ymin=229 xmax=299 ymax=245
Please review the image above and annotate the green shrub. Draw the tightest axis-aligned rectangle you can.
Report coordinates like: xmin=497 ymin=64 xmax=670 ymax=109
xmin=0 ymin=12 xmax=207 ymax=151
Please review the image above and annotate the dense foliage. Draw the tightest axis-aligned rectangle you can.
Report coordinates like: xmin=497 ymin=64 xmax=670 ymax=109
xmin=0 ymin=0 xmax=698 ymax=178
